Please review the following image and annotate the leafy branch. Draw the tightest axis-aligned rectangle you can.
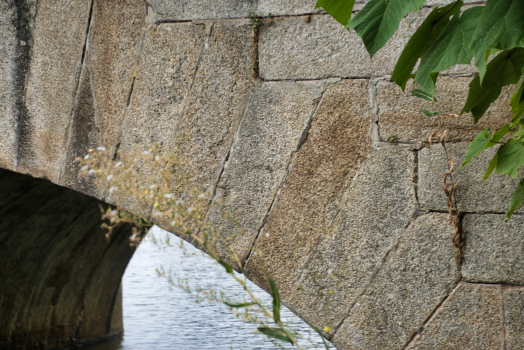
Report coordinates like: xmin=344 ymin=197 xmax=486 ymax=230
xmin=316 ymin=0 xmax=524 ymax=219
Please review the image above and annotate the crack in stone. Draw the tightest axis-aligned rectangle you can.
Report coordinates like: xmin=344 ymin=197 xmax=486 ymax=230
xmin=164 ymin=22 xmax=213 ymax=153
xmin=59 ymin=0 xmax=95 ymax=184
xmin=330 ymin=212 xmax=422 ymax=339
xmin=243 ymin=81 xmax=331 ymax=269
xmin=108 ymin=24 xmax=148 ymax=172
xmin=403 ymin=281 xmax=464 ymax=350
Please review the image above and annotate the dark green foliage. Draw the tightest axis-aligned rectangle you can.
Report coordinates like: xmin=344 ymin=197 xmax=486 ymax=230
xmin=218 ymin=260 xmax=233 ymax=274
xmin=469 ymin=0 xmax=524 ymax=80
xmin=269 ymin=277 xmax=281 ymax=324
xmin=257 ymin=327 xmax=296 ymax=344
xmin=392 ymin=2 xmax=463 ymax=90
xmin=462 ymin=48 xmax=524 ymax=122
xmin=348 ymin=0 xmax=426 ymax=58
xmin=416 ymin=6 xmax=483 ymax=94
xmin=316 ymin=0 xmax=524 ymax=218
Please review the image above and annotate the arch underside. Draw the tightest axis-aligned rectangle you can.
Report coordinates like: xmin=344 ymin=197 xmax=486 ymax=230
xmin=0 ymin=169 xmax=135 ymax=349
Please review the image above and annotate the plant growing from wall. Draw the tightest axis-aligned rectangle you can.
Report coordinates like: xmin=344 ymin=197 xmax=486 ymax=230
xmin=78 ymin=147 xmax=329 ymax=349
xmin=316 ymin=0 xmax=524 ymax=219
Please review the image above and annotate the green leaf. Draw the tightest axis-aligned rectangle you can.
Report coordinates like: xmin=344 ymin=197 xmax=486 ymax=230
xmin=469 ymin=0 xmax=524 ymax=81
xmin=496 ymin=138 xmax=524 ymax=178
xmin=268 ymin=277 xmax=281 ymax=324
xmin=315 ymin=0 xmax=356 ymax=26
xmin=515 ymin=121 xmax=524 ymax=140
xmin=224 ymin=302 xmax=256 ymax=308
xmin=218 ymin=260 xmax=233 ymax=274
xmin=392 ymin=2 xmax=463 ymax=90
xmin=492 ymin=124 xmax=513 ymax=143
xmin=483 ymin=153 xmax=498 ymax=180
xmin=508 ymin=178 xmax=524 ymax=219
xmin=348 ymin=0 xmax=426 ymax=58
xmin=257 ymin=327 xmax=296 ymax=344
xmin=461 ymin=129 xmax=493 ymax=168
xmin=416 ymin=6 xmax=483 ymax=95
xmin=462 ymin=48 xmax=524 ymax=123
xmin=412 ymin=89 xmax=437 ymax=102
xmin=422 ymin=109 xmax=439 ymax=116
xmin=510 ymin=79 xmax=524 ymax=119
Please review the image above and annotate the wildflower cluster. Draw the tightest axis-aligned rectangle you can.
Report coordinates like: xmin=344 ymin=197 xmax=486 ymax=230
xmin=76 ymin=145 xmax=329 ymax=349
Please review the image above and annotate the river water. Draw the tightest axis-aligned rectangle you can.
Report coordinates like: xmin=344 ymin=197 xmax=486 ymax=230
xmin=81 ymin=226 xmax=327 ymax=350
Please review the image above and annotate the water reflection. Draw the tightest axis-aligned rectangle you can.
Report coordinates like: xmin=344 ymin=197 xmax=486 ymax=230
xmin=81 ymin=227 xmax=325 ymax=350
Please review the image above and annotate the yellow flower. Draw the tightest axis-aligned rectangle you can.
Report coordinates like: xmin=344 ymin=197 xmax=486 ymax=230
xmin=154 ymin=202 xmax=159 ymax=207
xmin=324 ymin=326 xmax=330 ymax=332
xmin=88 ymin=149 xmax=93 ymax=153
xmin=144 ymin=190 xmax=149 ymax=194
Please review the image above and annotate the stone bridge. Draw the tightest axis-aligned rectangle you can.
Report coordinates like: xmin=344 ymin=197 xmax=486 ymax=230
xmin=1 ymin=0 xmax=524 ymax=349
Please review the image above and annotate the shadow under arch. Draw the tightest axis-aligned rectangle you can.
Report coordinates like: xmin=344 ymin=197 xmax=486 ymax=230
xmin=0 ymin=168 xmax=136 ymax=350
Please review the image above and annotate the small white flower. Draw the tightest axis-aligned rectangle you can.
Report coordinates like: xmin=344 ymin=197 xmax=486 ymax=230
xmin=153 ymin=211 xmax=163 ymax=217
xmin=170 ymin=220 xmax=176 ymax=226
xmin=176 ymin=200 xmax=184 ymax=205
xmin=88 ymin=169 xmax=96 ymax=176
xmin=96 ymin=146 xmax=106 ymax=152
xmin=115 ymin=162 xmax=123 ymax=167
xmin=187 ymin=207 xmax=195 ymax=213
xmin=107 ymin=174 xmax=113 ymax=181
xmin=265 ymin=233 xmax=270 ymax=237
xmin=163 ymin=194 xmax=174 ymax=199
xmin=109 ymin=187 xmax=117 ymax=194
xmin=149 ymin=184 xmax=157 ymax=189
xmin=111 ymin=210 xmax=118 ymax=216
xmin=327 ymin=268 xmax=333 ymax=275
xmin=84 ymin=154 xmax=90 ymax=160
xmin=143 ymin=151 xmax=150 ymax=155
xmin=198 ymin=193 xmax=206 ymax=199
xmin=80 ymin=165 xmax=89 ymax=172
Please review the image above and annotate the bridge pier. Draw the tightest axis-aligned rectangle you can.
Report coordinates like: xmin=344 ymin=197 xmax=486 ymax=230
xmin=0 ymin=169 xmax=136 ymax=350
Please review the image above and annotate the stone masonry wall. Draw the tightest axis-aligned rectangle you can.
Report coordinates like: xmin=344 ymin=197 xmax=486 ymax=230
xmin=2 ymin=0 xmax=524 ymax=349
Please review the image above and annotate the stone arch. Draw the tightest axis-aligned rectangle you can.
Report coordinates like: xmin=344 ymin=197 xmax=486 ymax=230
xmin=0 ymin=168 xmax=135 ymax=350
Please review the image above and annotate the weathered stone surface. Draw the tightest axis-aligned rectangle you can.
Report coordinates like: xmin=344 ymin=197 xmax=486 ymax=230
xmin=148 ymin=0 xmax=323 ymax=21
xmin=119 ymin=22 xmax=255 ymax=217
xmin=244 ymin=79 xmax=373 ymax=295
xmin=0 ymin=168 xmax=136 ymax=350
xmin=120 ymin=23 xmax=205 ymax=153
xmin=418 ymin=143 xmax=523 ymax=213
xmin=462 ymin=214 xmax=524 ymax=285
xmin=0 ymin=1 xmax=33 ymax=171
xmin=377 ymin=76 xmax=514 ymax=143
xmin=287 ymin=144 xmax=417 ymax=334
xmin=408 ymin=283 xmax=504 ymax=350
xmin=16 ymin=0 xmax=91 ymax=183
xmin=258 ymin=13 xmax=412 ymax=80
xmin=116 ymin=23 xmax=205 ymax=213
xmin=168 ymin=22 xmax=255 ymax=201
xmin=148 ymin=0 xmax=257 ymax=21
xmin=504 ymin=287 xmax=524 ymax=350
xmin=258 ymin=0 xmax=321 ymax=16
xmin=332 ymin=213 xmax=460 ymax=350
xmin=208 ymin=80 xmax=326 ymax=265
xmin=61 ymin=0 xmax=146 ymax=197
